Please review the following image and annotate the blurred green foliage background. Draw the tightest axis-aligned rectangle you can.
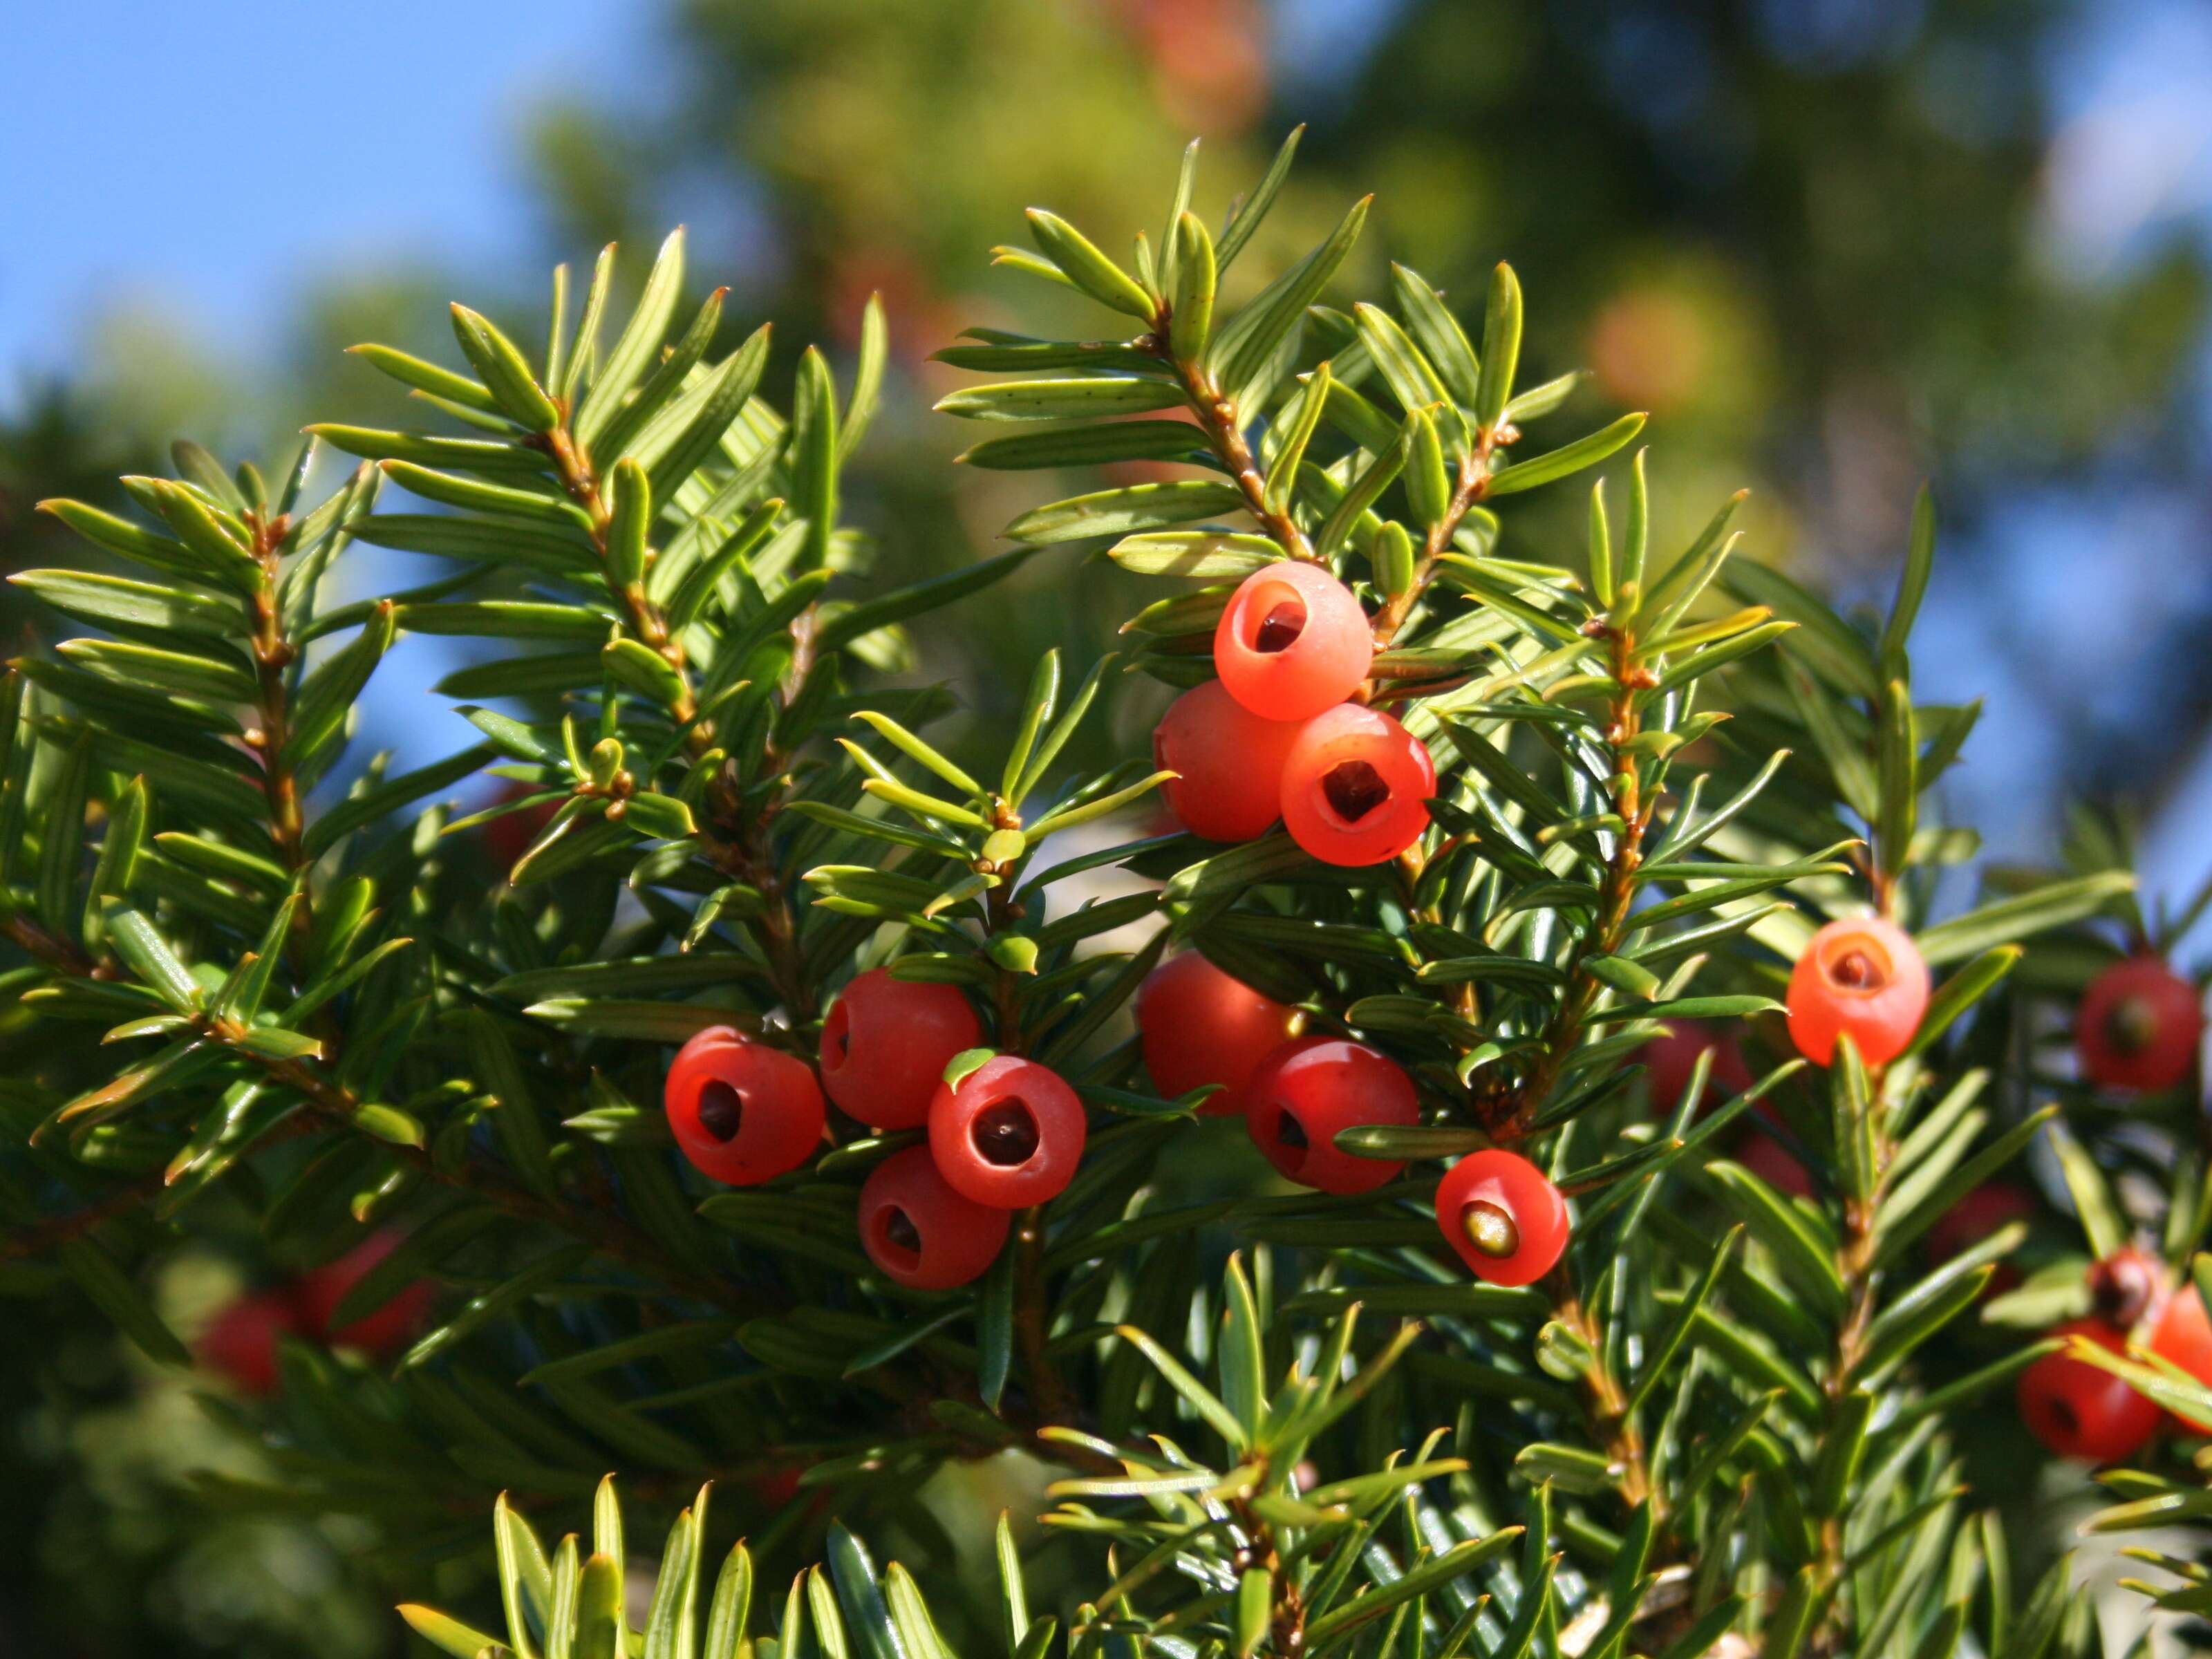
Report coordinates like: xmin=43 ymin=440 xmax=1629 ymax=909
xmin=3 ymin=0 xmax=2211 ymax=1652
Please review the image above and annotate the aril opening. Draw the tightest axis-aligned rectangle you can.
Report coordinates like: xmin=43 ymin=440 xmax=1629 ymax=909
xmin=972 ymin=1098 xmax=1041 ymax=1167
xmin=880 ymin=1206 xmax=922 ymax=1266
xmin=1248 ymin=590 xmax=1307 ymax=653
xmin=697 ymin=1080 xmax=745 ymax=1143
xmin=1322 ymin=760 xmax=1389 ymax=823
xmin=1821 ymin=935 xmax=1893 ymax=994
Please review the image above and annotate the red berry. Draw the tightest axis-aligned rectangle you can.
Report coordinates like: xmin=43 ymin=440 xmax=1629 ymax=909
xmin=754 ymin=1464 xmax=807 ymax=1509
xmin=927 ymin=1055 xmax=1087 ymax=1208
xmin=2077 ymin=956 xmax=2204 ymax=1094
xmin=665 ymin=1027 xmax=825 ymax=1185
xmin=1434 ymin=1150 xmax=1571 ymax=1286
xmin=1136 ymin=953 xmax=1301 ymax=1116
xmin=1785 ymin=917 xmax=1930 ymax=1067
xmin=857 ymin=1145 xmax=1010 ymax=1290
xmin=1640 ymin=1020 xmax=1753 ymax=1117
xmin=1153 ymin=680 xmax=1305 ymax=842
xmin=2016 ymin=1320 xmax=2159 ymax=1462
xmin=1244 ymin=1036 xmax=1418 ymax=1194
xmin=482 ymin=782 xmax=562 ymax=873
xmin=1734 ymin=1121 xmax=1813 ymax=1199
xmin=1213 ymin=559 xmax=1374 ymax=721
xmin=296 ymin=1231 xmax=435 ymax=1358
xmin=197 ymin=1291 xmax=300 ymax=1395
xmin=1925 ymin=1184 xmax=2034 ymax=1295
xmin=2149 ymin=1286 xmax=2212 ymax=1433
xmin=1927 ymin=1184 xmax=2034 ymax=1262
xmin=819 ymin=968 xmax=984 ymax=1130
xmin=1279 ymin=704 xmax=1434 ymax=868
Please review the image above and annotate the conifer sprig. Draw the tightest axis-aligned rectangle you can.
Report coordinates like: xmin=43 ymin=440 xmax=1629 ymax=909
xmin=0 ymin=131 xmax=2194 ymax=1659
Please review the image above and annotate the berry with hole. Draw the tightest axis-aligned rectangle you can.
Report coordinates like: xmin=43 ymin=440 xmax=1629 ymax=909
xmin=296 ymin=1230 xmax=435 ymax=1358
xmin=1152 ymin=680 xmax=1304 ymax=842
xmin=1640 ymin=1019 xmax=1753 ymax=1117
xmin=2077 ymin=956 xmax=2204 ymax=1094
xmin=1213 ymin=559 xmax=1374 ymax=721
xmin=2016 ymin=1320 xmax=2159 ymax=1462
xmin=197 ymin=1291 xmax=300 ymax=1396
xmin=856 ymin=1145 xmax=1010 ymax=1290
xmin=1279 ymin=704 xmax=1434 ymax=867
xmin=1136 ymin=953 xmax=1301 ymax=1116
xmin=665 ymin=1026 xmax=825 ymax=1185
xmin=1785 ymin=916 xmax=1930 ymax=1067
xmin=1244 ymin=1035 xmax=1418 ymax=1194
xmin=818 ymin=968 xmax=982 ymax=1130
xmin=928 ymin=1054 xmax=1087 ymax=1208
xmin=1434 ymin=1150 xmax=1571 ymax=1286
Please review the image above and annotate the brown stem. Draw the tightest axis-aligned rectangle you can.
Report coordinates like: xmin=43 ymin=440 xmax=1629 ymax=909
xmin=239 ymin=510 xmax=324 ymax=974
xmin=4 ymin=912 xmax=95 ymax=977
xmin=1154 ymin=321 xmax=1505 ymax=688
xmin=1490 ymin=617 xmax=1666 ymax=1537
xmin=543 ymin=411 xmax=819 ymax=1024
xmin=1160 ymin=344 xmax=1314 ymax=563
xmin=1552 ymin=1280 xmax=1655 ymax=1511
xmin=1806 ymin=1070 xmax=1889 ymax=1656
xmin=189 ymin=513 xmax=733 ymax=1302
xmin=1268 ymin=1560 xmax=1309 ymax=1659
xmin=0 ymin=1170 xmax=165 ymax=1261
xmin=1369 ymin=435 xmax=1503 ymax=649
xmin=226 ymin=478 xmax=796 ymax=1313
xmin=541 ymin=425 xmax=697 ymax=731
xmin=700 ymin=761 xmax=818 ymax=1029
xmin=5 ymin=723 xmax=753 ymax=1314
xmin=1011 ymin=1203 xmax=1066 ymax=1420
xmin=1489 ymin=624 xmax=1651 ymax=1141
xmin=1869 ymin=863 xmax=1900 ymax=924
xmin=5 ymin=1111 xmax=332 ymax=1264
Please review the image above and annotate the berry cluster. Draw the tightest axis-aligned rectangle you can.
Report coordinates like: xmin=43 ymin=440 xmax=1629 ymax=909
xmin=668 ymin=808 xmax=2169 ymax=1322
xmin=1645 ymin=926 xmax=2206 ymax=1469
xmin=1154 ymin=563 xmax=1434 ymax=866
xmin=1147 ymin=953 xmax=1572 ymax=1286
xmin=195 ymin=1232 xmax=434 ymax=1395
xmin=666 ymin=968 xmax=1089 ymax=1291
xmin=2018 ymin=1248 xmax=2212 ymax=1462
xmin=666 ymin=950 xmax=1575 ymax=1292
xmin=664 ymin=968 xmax=1097 ymax=1291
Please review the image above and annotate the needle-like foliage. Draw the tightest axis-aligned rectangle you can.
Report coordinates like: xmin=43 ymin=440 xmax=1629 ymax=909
xmin=4 ymin=133 xmax=2203 ymax=1659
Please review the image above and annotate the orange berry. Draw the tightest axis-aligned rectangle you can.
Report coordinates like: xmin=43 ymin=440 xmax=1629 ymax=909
xmin=1785 ymin=917 xmax=1929 ymax=1067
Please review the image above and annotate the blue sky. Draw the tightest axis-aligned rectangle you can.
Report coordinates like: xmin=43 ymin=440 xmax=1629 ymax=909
xmin=0 ymin=1 xmax=651 ymax=376
xmin=0 ymin=1 xmax=673 ymax=808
